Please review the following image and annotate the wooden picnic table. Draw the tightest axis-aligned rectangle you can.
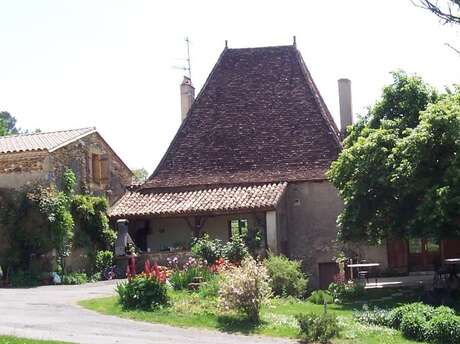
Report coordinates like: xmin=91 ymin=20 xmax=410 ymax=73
xmin=347 ymin=263 xmax=380 ymax=283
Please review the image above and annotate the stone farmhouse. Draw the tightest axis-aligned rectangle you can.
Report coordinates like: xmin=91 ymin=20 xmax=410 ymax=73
xmin=0 ymin=127 xmax=133 ymax=204
xmin=109 ymin=41 xmax=460 ymax=288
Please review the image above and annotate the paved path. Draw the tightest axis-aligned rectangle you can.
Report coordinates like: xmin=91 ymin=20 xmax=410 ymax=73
xmin=0 ymin=281 xmax=294 ymax=344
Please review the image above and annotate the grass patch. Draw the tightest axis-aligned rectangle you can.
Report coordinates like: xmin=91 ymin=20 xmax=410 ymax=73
xmin=79 ymin=289 xmax=423 ymax=343
xmin=0 ymin=336 xmax=70 ymax=344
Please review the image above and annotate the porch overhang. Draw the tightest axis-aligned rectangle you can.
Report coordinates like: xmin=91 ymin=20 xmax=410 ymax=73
xmin=108 ymin=182 xmax=288 ymax=219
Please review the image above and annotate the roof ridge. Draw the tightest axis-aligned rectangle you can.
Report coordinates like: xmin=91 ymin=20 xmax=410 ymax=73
xmin=0 ymin=126 xmax=96 ymax=139
xmin=227 ymin=44 xmax=295 ymax=51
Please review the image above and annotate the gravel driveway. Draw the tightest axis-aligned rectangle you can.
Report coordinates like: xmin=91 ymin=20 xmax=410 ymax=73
xmin=0 ymin=281 xmax=294 ymax=344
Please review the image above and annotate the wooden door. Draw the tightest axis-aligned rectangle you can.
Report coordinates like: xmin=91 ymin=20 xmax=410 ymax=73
xmin=387 ymin=239 xmax=408 ymax=273
xmin=318 ymin=262 xmax=339 ymax=290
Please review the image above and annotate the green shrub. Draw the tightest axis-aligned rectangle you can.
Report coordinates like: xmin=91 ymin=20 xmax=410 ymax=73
xmin=307 ymin=290 xmax=333 ymax=305
xmin=389 ymin=303 xmax=435 ymax=329
xmin=426 ymin=311 xmax=460 ymax=344
xmin=95 ymin=250 xmax=113 ymax=275
xmin=433 ymin=305 xmax=455 ymax=317
xmin=169 ymin=266 xmax=212 ymax=291
xmin=222 ymin=235 xmax=248 ymax=263
xmin=353 ymin=308 xmax=392 ymax=327
xmin=199 ymin=274 xmax=221 ymax=298
xmin=116 ymin=274 xmax=169 ymax=310
xmin=328 ymin=281 xmax=365 ymax=303
xmin=400 ymin=311 xmax=428 ymax=341
xmin=61 ymin=272 xmax=88 ymax=285
xmin=218 ymin=256 xmax=271 ymax=323
xmin=264 ymin=254 xmax=308 ymax=298
xmin=191 ymin=234 xmax=223 ymax=265
xmin=10 ymin=270 xmax=41 ymax=287
xmin=296 ymin=312 xmax=340 ymax=343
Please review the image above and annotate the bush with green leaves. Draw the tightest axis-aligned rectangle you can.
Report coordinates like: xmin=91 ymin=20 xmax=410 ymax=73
xmin=307 ymin=290 xmax=333 ymax=305
xmin=353 ymin=307 xmax=392 ymax=327
xmin=199 ymin=274 xmax=221 ymax=298
xmin=10 ymin=270 xmax=41 ymax=287
xmin=264 ymin=254 xmax=308 ymax=298
xmin=95 ymin=250 xmax=113 ymax=275
xmin=72 ymin=195 xmax=116 ymax=250
xmin=218 ymin=256 xmax=271 ymax=322
xmin=296 ymin=312 xmax=340 ymax=343
xmin=61 ymin=272 xmax=88 ymax=285
xmin=169 ymin=266 xmax=212 ymax=291
xmin=389 ymin=302 xmax=435 ymax=329
xmin=426 ymin=311 xmax=460 ymax=344
xmin=222 ymin=235 xmax=248 ymax=264
xmin=328 ymin=281 xmax=365 ymax=303
xmin=116 ymin=274 xmax=169 ymax=310
xmin=400 ymin=311 xmax=428 ymax=341
xmin=191 ymin=234 xmax=224 ymax=265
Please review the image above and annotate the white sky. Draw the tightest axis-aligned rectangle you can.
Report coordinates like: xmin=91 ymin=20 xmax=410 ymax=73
xmin=1 ymin=0 xmax=459 ymax=172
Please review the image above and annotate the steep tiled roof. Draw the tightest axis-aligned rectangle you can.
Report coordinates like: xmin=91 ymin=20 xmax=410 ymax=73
xmin=0 ymin=127 xmax=96 ymax=154
xmin=143 ymin=44 xmax=341 ymax=190
xmin=109 ymin=182 xmax=287 ymax=218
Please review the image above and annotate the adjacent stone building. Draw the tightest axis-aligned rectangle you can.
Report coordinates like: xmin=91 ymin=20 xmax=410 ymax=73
xmin=0 ymin=127 xmax=133 ymax=204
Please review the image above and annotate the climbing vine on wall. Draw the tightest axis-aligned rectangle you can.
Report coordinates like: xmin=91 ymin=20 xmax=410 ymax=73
xmin=0 ymin=169 xmax=116 ymax=277
xmin=28 ymin=170 xmax=76 ymax=272
xmin=72 ymin=194 xmax=116 ymax=251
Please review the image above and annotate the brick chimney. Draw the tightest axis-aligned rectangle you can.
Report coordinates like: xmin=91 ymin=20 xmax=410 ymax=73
xmin=338 ymin=78 xmax=353 ymax=136
xmin=180 ymin=76 xmax=195 ymax=121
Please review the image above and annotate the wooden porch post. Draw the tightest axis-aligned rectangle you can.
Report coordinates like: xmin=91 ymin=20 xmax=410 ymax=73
xmin=184 ymin=216 xmax=207 ymax=237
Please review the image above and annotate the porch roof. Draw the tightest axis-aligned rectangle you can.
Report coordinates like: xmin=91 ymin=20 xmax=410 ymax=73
xmin=109 ymin=182 xmax=287 ymax=218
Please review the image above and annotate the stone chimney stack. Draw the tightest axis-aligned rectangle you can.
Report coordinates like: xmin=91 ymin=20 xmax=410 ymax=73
xmin=338 ymin=78 xmax=353 ymax=135
xmin=180 ymin=76 xmax=195 ymax=121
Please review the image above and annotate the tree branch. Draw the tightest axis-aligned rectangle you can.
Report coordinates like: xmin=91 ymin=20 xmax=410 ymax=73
xmin=412 ymin=0 xmax=460 ymax=24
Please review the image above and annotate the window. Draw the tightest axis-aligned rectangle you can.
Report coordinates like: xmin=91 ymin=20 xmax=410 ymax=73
xmin=229 ymin=219 xmax=248 ymax=239
xmin=426 ymin=239 xmax=440 ymax=253
xmin=409 ymin=239 xmax=422 ymax=254
xmin=91 ymin=153 xmax=109 ymax=185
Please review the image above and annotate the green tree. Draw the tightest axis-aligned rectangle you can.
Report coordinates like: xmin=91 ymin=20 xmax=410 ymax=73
xmin=0 ymin=111 xmax=19 ymax=134
xmin=328 ymin=71 xmax=442 ymax=243
xmin=132 ymin=168 xmax=149 ymax=183
xmin=0 ymin=119 xmax=6 ymax=136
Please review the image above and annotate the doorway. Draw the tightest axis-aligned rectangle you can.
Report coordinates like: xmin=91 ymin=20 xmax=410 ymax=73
xmin=408 ymin=239 xmax=440 ymax=272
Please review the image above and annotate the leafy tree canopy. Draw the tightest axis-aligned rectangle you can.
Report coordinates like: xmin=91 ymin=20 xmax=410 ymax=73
xmin=328 ymin=71 xmax=460 ymax=243
xmin=0 ymin=111 xmax=19 ymax=135
xmin=132 ymin=168 xmax=149 ymax=183
xmin=0 ymin=119 xmax=6 ymax=136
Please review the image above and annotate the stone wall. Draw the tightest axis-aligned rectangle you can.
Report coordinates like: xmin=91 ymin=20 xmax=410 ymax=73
xmin=284 ymin=181 xmax=344 ymax=289
xmin=49 ymin=132 xmax=132 ymax=203
xmin=283 ymin=181 xmax=390 ymax=288
xmin=0 ymin=151 xmax=50 ymax=189
xmin=0 ymin=132 xmax=133 ymax=204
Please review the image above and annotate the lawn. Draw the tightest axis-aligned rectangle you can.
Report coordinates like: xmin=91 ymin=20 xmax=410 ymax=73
xmin=80 ymin=289 xmax=421 ymax=344
xmin=0 ymin=336 xmax=70 ymax=344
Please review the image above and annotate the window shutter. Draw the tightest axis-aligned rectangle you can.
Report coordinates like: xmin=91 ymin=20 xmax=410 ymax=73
xmin=100 ymin=154 xmax=110 ymax=184
xmin=92 ymin=154 xmax=101 ymax=184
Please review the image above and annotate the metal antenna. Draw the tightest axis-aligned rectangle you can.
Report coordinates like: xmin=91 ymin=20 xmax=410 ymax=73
xmin=185 ymin=37 xmax=192 ymax=79
xmin=171 ymin=37 xmax=192 ymax=79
